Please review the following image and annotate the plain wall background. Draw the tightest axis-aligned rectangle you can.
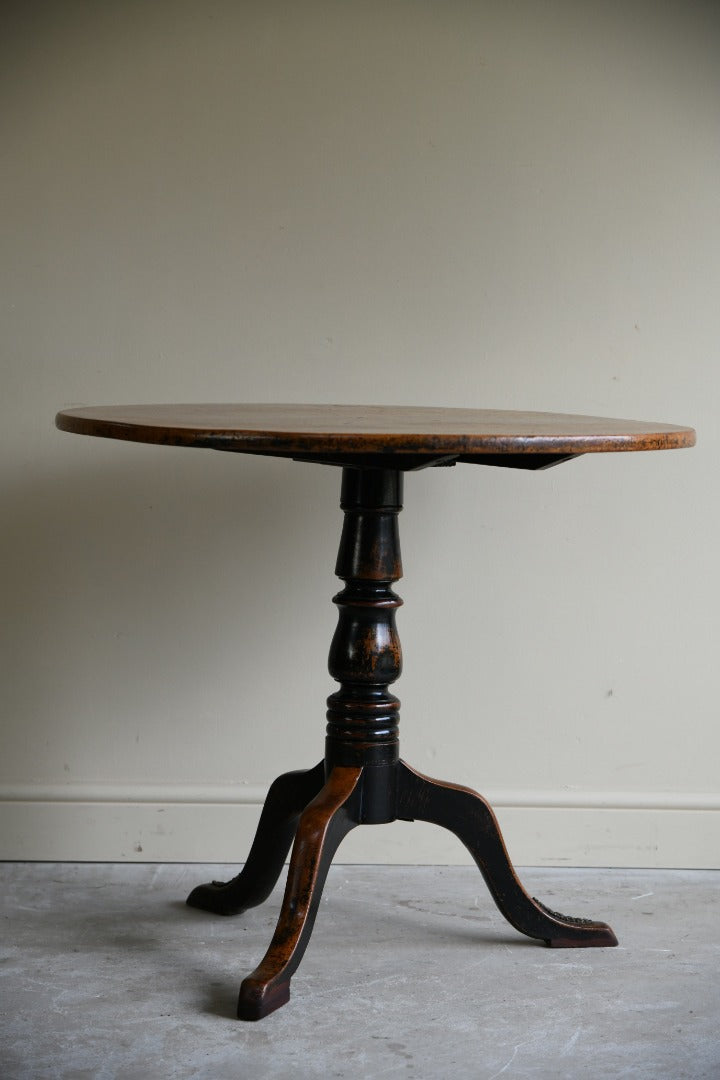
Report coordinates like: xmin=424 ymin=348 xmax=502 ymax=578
xmin=1 ymin=0 xmax=717 ymax=866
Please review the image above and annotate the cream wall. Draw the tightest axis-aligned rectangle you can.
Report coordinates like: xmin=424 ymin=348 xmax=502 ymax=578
xmin=2 ymin=0 xmax=718 ymax=866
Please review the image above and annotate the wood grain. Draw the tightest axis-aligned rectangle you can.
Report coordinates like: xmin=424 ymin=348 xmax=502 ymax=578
xmin=56 ymin=403 xmax=695 ymax=458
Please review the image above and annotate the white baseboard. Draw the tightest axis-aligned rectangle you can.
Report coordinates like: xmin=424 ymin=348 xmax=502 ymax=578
xmin=1 ymin=783 xmax=718 ymax=867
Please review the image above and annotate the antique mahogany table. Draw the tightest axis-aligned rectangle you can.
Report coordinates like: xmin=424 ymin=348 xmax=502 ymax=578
xmin=56 ymin=404 xmax=695 ymax=1020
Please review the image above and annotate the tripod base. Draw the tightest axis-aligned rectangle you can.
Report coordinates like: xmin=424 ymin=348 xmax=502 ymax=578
xmin=187 ymin=466 xmax=616 ymax=1019
xmin=187 ymin=759 xmax=617 ymax=1020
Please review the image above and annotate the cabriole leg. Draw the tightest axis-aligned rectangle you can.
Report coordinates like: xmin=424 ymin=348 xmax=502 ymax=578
xmin=237 ymin=765 xmax=362 ymax=1020
xmin=186 ymin=761 xmax=325 ymax=916
xmin=397 ymin=760 xmax=618 ymax=948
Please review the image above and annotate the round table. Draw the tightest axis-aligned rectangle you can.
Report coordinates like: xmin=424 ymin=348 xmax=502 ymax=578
xmin=56 ymin=404 xmax=695 ymax=1020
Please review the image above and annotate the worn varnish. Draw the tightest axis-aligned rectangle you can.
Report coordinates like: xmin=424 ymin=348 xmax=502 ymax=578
xmin=56 ymin=406 xmax=694 ymax=1019
xmin=186 ymin=763 xmax=325 ymax=917
xmin=56 ymin=403 xmax=695 ymax=466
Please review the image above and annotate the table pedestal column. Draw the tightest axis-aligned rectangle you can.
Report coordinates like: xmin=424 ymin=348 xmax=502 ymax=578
xmin=187 ymin=466 xmax=617 ymax=1020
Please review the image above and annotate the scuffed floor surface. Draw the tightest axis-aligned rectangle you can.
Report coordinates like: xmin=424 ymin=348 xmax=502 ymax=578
xmin=1 ymin=864 xmax=718 ymax=1079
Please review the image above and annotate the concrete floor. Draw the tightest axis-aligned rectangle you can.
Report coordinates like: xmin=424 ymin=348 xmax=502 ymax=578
xmin=1 ymin=864 xmax=718 ymax=1079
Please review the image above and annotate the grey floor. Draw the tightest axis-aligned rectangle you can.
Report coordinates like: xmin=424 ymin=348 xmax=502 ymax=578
xmin=1 ymin=864 xmax=718 ymax=1079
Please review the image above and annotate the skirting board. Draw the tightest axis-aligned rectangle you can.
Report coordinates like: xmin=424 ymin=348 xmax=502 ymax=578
xmin=1 ymin=784 xmax=719 ymax=867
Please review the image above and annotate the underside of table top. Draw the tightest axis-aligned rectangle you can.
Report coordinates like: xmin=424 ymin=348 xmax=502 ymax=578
xmin=56 ymin=404 xmax=695 ymax=470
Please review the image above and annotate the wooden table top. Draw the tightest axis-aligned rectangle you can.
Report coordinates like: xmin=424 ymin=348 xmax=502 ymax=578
xmin=56 ymin=404 xmax=695 ymax=468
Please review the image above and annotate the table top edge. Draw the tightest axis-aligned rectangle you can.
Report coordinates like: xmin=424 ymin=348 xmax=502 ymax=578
xmin=55 ymin=404 xmax=696 ymax=457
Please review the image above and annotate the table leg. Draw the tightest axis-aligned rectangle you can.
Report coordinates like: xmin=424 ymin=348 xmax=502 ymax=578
xmin=396 ymin=760 xmax=618 ymax=948
xmin=186 ymin=761 xmax=325 ymax=916
xmin=237 ymin=765 xmax=362 ymax=1020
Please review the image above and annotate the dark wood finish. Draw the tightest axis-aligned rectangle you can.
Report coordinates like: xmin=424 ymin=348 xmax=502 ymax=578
xmin=186 ymin=762 xmax=325 ymax=917
xmin=215 ymin=757 xmax=616 ymax=1020
xmin=184 ymin=464 xmax=621 ymax=1019
xmin=326 ymin=468 xmax=403 ymax=775
xmin=396 ymin=761 xmax=617 ymax=948
xmin=57 ymin=405 xmax=694 ymax=1018
xmin=236 ymin=765 xmax=362 ymax=1020
xmin=56 ymin=404 xmax=695 ymax=467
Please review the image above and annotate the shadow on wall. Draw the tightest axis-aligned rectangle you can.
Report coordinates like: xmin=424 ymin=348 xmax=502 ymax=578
xmin=2 ymin=448 xmax=338 ymax=778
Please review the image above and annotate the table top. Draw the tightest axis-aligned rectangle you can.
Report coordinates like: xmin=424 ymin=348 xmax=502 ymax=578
xmin=56 ymin=404 xmax=695 ymax=469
